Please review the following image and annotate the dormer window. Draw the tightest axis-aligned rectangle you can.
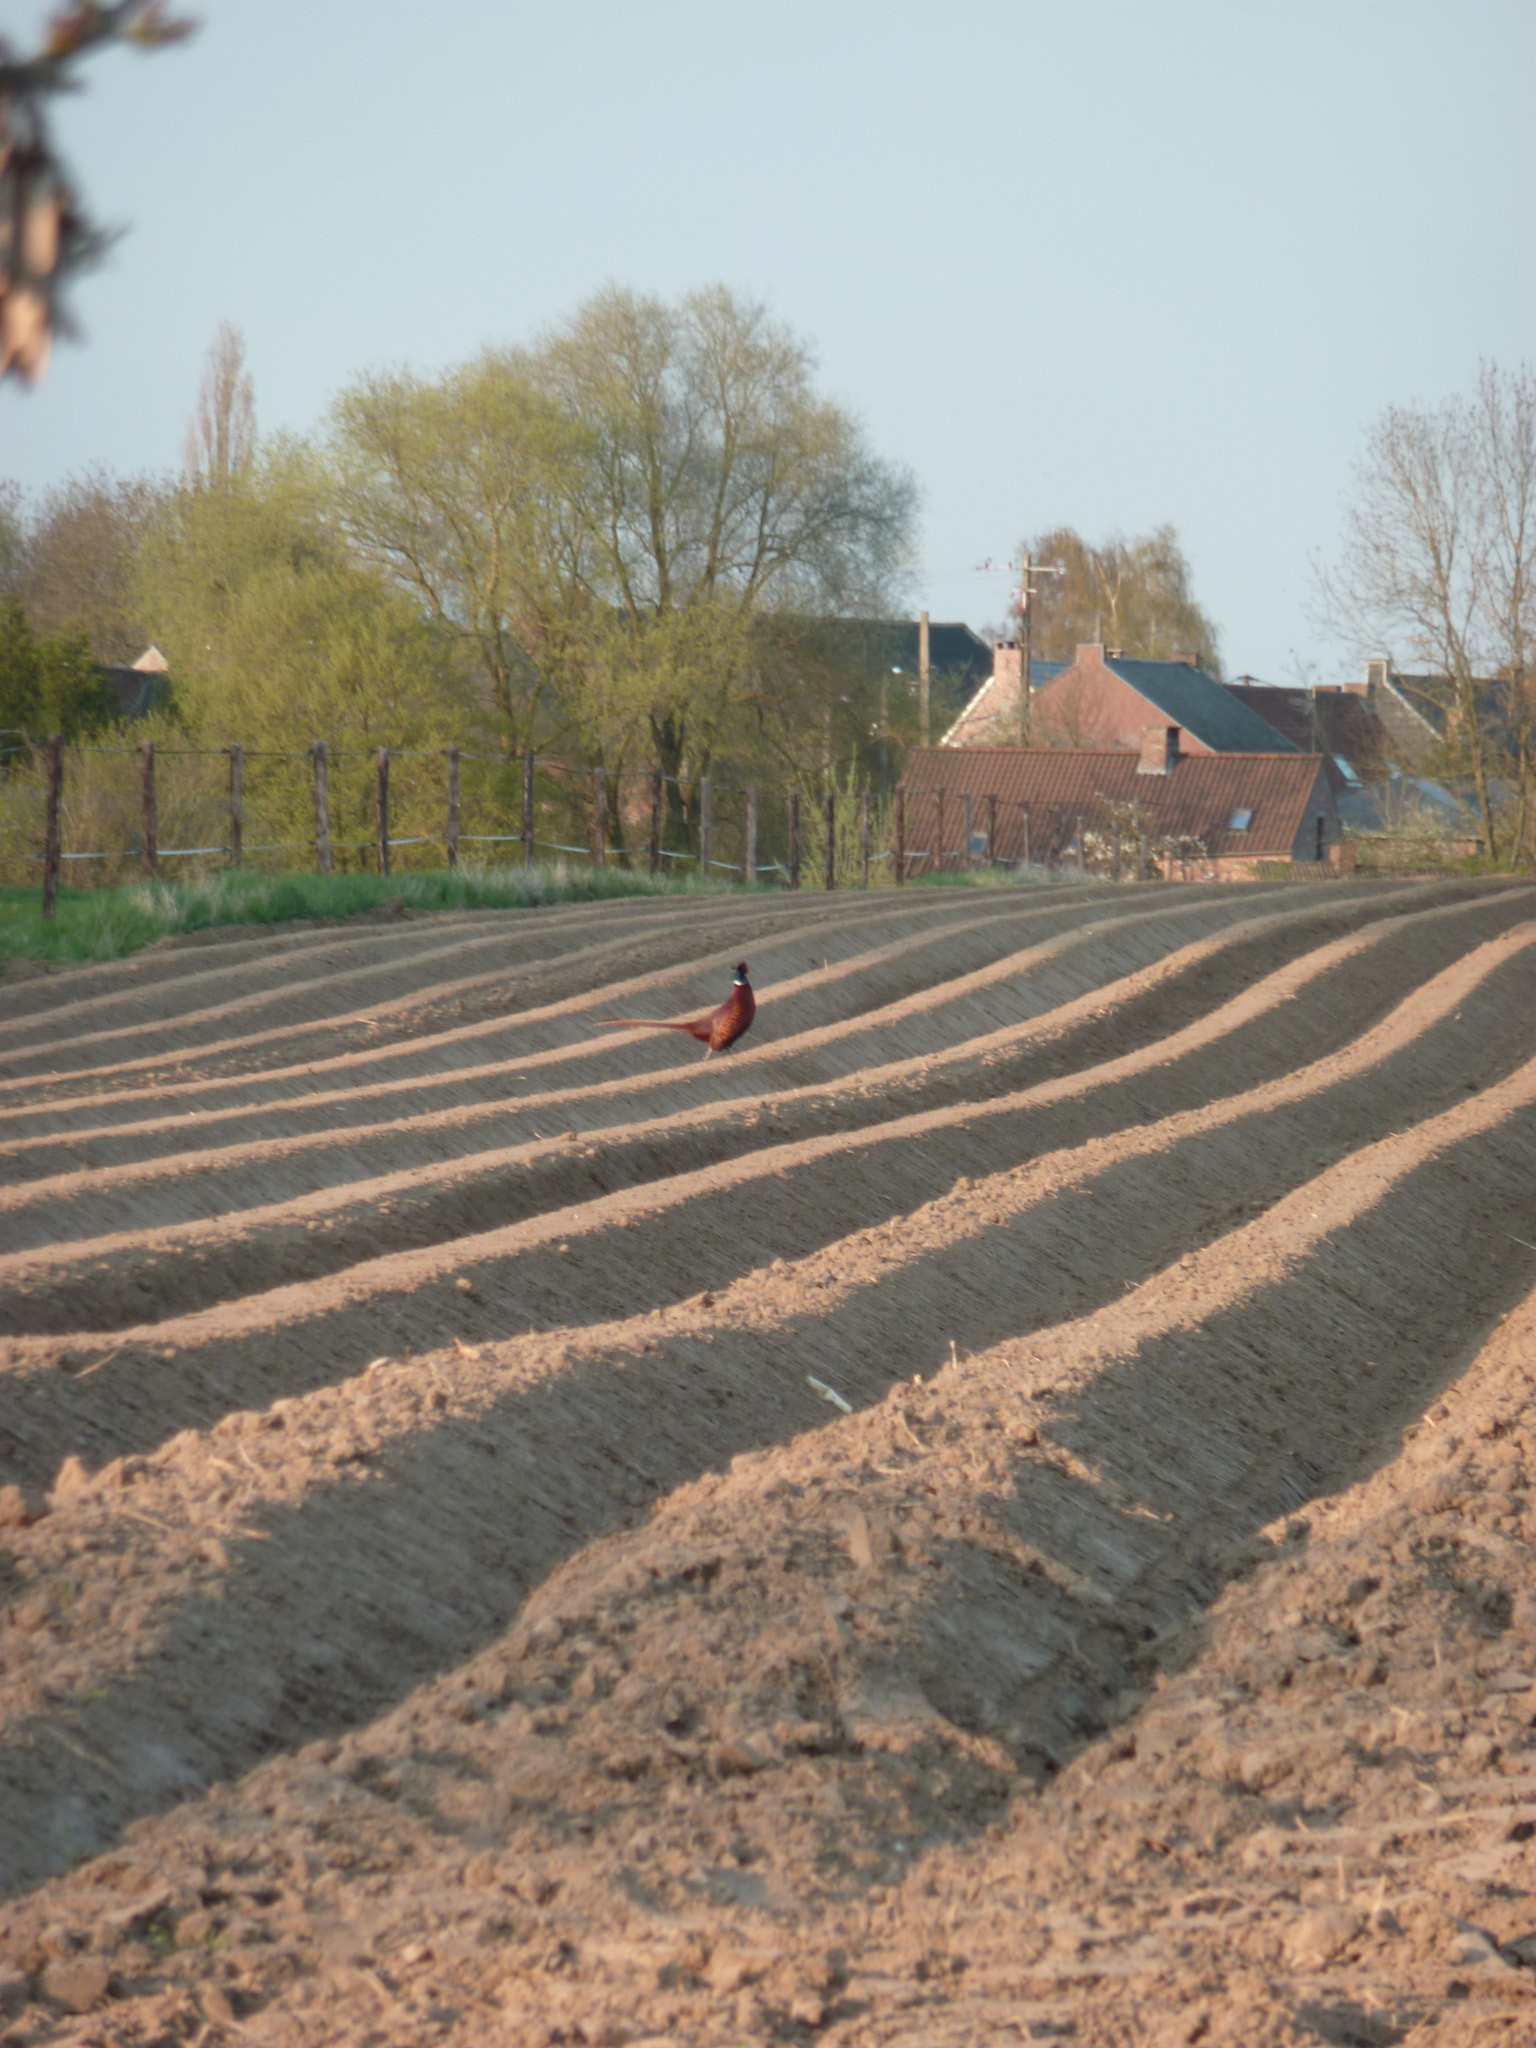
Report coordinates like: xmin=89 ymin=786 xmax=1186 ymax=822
xmin=1228 ymin=808 xmax=1254 ymax=831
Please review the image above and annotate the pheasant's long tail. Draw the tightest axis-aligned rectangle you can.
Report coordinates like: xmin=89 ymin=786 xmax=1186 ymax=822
xmin=590 ymin=1017 xmax=708 ymax=1033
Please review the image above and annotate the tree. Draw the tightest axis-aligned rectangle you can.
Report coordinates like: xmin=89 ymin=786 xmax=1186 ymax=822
xmin=0 ymin=599 xmax=40 ymax=740
xmin=1011 ymin=524 xmax=1224 ymax=677
xmin=184 ymin=323 xmax=257 ymax=489
xmin=327 ymin=285 xmax=918 ymax=848
xmin=0 ymin=482 xmax=24 ymax=595
xmin=0 ymin=3 xmax=196 ymax=382
xmin=328 ymin=350 xmax=576 ymax=747
xmin=1319 ymin=362 xmax=1535 ymax=867
xmin=0 ymin=599 xmax=117 ymax=742
xmin=135 ymin=445 xmax=472 ymax=746
xmin=13 ymin=467 xmax=167 ymax=661
xmin=533 ymin=286 xmax=916 ymax=843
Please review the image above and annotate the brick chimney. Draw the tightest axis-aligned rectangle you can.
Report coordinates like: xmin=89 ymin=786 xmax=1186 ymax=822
xmin=1137 ymin=724 xmax=1180 ymax=775
xmin=991 ymin=642 xmax=1023 ymax=698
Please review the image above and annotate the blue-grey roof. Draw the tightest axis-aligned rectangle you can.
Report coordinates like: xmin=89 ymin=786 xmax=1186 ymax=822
xmin=1336 ymin=773 xmax=1478 ymax=835
xmin=1105 ymin=658 xmax=1301 ymax=754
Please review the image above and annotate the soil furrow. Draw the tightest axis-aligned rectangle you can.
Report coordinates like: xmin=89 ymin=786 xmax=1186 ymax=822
xmin=1 ymin=895 xmax=1526 ymax=1326
xmin=1 ymin=930 xmax=1527 ymax=1489
xmin=0 ymin=885 xmax=1111 ymax=1100
xmin=0 ymin=877 xmax=1486 ymax=1177
xmin=0 ymin=1059 xmax=1529 ymax=1906
xmin=0 ymin=884 xmax=1531 ymax=2046
xmin=0 ymin=908 xmax=529 ymax=1030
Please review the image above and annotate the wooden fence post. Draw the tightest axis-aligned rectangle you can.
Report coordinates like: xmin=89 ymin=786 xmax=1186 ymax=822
xmin=1111 ymin=821 xmax=1122 ymax=882
xmin=823 ymin=788 xmax=836 ymax=890
xmin=1138 ymin=827 xmax=1149 ymax=882
xmin=592 ymin=768 xmax=606 ymax=868
xmin=962 ymin=792 xmax=973 ymax=872
xmin=41 ymin=735 xmax=63 ymax=920
xmin=648 ymin=769 xmax=662 ymax=876
xmin=787 ymin=791 xmax=800 ymax=889
xmin=140 ymin=741 xmax=158 ymax=879
xmin=1076 ymin=813 xmax=1085 ymax=872
xmin=934 ymin=789 xmax=945 ymax=878
xmin=1022 ymin=804 xmax=1031 ymax=868
xmin=986 ymin=793 xmax=997 ymax=866
xmin=312 ymin=743 xmax=332 ymax=875
xmin=743 ymin=786 xmax=757 ymax=886
xmin=522 ymin=750 xmax=535 ymax=867
xmin=375 ymin=746 xmax=390 ymax=877
xmin=699 ymin=775 xmax=712 ymax=880
xmin=859 ymin=788 xmax=870 ymax=889
xmin=445 ymin=743 xmax=459 ymax=868
xmin=893 ymin=788 xmax=906 ymax=885
xmin=227 ymin=744 xmax=243 ymax=870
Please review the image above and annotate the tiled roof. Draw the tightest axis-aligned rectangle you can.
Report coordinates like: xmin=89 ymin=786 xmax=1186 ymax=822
xmin=898 ymin=747 xmax=1331 ymax=859
xmin=1100 ymin=658 xmax=1300 ymax=754
xmin=1220 ymin=683 xmax=1388 ymax=784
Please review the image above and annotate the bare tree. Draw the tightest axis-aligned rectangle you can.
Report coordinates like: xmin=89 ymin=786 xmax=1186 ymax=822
xmin=0 ymin=3 xmax=196 ymax=383
xmin=14 ymin=467 xmax=167 ymax=662
xmin=1011 ymin=524 xmax=1224 ymax=676
xmin=1319 ymin=362 xmax=1535 ymax=866
xmin=184 ymin=322 xmax=257 ymax=488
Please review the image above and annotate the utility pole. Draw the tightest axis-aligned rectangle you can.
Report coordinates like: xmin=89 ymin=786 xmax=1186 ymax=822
xmin=919 ymin=610 xmax=931 ymax=747
xmin=1016 ymin=555 xmax=1065 ymax=745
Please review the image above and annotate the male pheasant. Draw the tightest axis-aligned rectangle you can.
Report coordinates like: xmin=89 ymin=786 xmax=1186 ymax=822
xmin=595 ymin=961 xmax=755 ymax=1058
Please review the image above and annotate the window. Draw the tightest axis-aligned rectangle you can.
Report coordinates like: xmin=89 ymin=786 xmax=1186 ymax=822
xmin=1228 ymin=808 xmax=1254 ymax=831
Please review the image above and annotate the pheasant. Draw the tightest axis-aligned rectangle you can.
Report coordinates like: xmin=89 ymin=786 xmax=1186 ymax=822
xmin=595 ymin=961 xmax=755 ymax=1058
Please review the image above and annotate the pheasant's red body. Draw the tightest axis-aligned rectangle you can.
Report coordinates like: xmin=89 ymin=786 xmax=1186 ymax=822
xmin=596 ymin=961 xmax=755 ymax=1058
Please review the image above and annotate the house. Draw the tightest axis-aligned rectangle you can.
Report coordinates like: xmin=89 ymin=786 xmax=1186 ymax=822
xmin=940 ymin=644 xmax=1069 ymax=746
xmin=1218 ymin=678 xmax=1391 ymax=793
xmin=1009 ymin=644 xmax=1299 ymax=757
xmin=1355 ymin=659 xmax=1441 ymax=769
xmin=899 ymin=727 xmax=1343 ymax=881
xmin=787 ymin=618 xmax=994 ymax=699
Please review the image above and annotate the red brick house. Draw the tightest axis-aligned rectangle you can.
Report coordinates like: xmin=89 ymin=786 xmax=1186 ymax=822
xmin=1014 ymin=644 xmax=1300 ymax=757
xmin=899 ymin=731 xmax=1344 ymax=881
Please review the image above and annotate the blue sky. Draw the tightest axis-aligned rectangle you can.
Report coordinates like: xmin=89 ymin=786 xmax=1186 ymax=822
xmin=3 ymin=0 xmax=1532 ymax=680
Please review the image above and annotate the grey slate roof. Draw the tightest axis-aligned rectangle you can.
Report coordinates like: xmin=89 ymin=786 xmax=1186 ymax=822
xmin=1102 ymin=658 xmax=1301 ymax=755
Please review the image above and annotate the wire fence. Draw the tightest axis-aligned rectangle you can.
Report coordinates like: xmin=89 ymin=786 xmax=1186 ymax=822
xmin=1 ymin=735 xmax=1343 ymax=917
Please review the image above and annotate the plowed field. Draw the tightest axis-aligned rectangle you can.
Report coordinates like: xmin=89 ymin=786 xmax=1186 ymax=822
xmin=2 ymin=876 xmax=1534 ymax=2047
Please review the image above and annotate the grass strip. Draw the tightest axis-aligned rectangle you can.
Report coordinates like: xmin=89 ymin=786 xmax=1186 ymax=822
xmin=0 ymin=865 xmax=745 ymax=966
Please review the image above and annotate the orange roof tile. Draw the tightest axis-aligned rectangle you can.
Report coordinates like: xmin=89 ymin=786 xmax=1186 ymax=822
xmin=898 ymin=748 xmax=1334 ymax=860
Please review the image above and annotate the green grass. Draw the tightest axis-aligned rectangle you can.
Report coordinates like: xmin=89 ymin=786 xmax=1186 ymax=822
xmin=0 ymin=856 xmax=1108 ymax=966
xmin=0 ymin=862 xmax=744 ymax=966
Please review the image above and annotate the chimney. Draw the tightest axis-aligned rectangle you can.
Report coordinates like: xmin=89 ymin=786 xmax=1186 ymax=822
xmin=1137 ymin=724 xmax=1180 ymax=776
xmin=991 ymin=642 xmax=1023 ymax=697
xmin=1365 ymin=657 xmax=1389 ymax=699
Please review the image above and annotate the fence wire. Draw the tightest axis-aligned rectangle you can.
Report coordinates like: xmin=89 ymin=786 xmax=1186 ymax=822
xmin=2 ymin=738 xmax=1339 ymax=899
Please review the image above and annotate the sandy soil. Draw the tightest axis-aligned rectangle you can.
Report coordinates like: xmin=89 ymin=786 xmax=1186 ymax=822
xmin=1 ymin=875 xmax=1534 ymax=2046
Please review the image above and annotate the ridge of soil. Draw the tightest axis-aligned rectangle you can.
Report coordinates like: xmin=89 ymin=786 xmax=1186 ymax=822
xmin=0 ymin=877 xmax=1532 ymax=2046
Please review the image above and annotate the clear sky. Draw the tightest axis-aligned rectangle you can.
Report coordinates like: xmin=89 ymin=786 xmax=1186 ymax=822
xmin=3 ymin=0 xmax=1532 ymax=681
